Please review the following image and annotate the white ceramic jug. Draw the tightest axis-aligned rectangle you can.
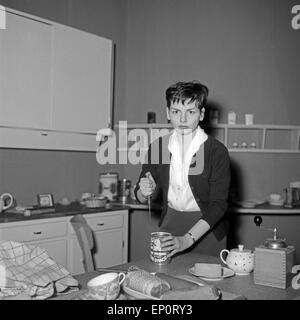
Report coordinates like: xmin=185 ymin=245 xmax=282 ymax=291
xmin=0 ymin=193 xmax=14 ymax=213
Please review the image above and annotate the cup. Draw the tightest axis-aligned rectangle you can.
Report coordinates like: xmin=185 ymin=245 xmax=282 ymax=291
xmin=87 ymin=272 xmax=126 ymax=300
xmin=0 ymin=193 xmax=14 ymax=213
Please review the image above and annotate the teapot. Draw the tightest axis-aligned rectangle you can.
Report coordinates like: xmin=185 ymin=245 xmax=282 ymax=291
xmin=0 ymin=193 xmax=14 ymax=213
xmin=220 ymin=244 xmax=254 ymax=275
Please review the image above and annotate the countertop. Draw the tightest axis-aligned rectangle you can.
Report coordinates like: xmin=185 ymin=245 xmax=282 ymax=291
xmin=0 ymin=202 xmax=131 ymax=223
xmin=52 ymin=252 xmax=300 ymax=300
xmin=1 ymin=200 xmax=299 ymax=224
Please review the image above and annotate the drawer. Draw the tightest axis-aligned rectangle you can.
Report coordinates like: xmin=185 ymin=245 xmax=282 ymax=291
xmin=70 ymin=214 xmax=123 ymax=234
xmin=0 ymin=221 xmax=68 ymax=242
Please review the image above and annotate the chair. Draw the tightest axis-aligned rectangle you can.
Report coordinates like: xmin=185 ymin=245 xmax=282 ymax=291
xmin=70 ymin=214 xmax=95 ymax=272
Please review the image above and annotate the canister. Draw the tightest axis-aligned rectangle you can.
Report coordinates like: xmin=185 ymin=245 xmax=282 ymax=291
xmin=99 ymin=172 xmax=118 ymax=201
xmin=150 ymin=232 xmax=171 ymax=265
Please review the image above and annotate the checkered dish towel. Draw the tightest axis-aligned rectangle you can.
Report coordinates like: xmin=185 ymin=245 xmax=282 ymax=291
xmin=0 ymin=240 xmax=79 ymax=299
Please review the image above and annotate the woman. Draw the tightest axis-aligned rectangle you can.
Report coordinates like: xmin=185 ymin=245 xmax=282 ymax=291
xmin=135 ymin=81 xmax=231 ymax=258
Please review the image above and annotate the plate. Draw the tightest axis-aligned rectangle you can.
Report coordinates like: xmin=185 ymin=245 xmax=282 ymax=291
xmin=188 ymin=267 xmax=235 ymax=281
xmin=122 ymin=285 xmax=161 ymax=300
xmin=236 ymin=199 xmax=265 ymax=208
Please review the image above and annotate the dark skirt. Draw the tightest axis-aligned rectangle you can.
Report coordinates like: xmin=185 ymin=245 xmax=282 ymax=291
xmin=159 ymin=207 xmax=226 ymax=257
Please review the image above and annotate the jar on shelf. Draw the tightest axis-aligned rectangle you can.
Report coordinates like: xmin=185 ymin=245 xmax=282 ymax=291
xmin=241 ymin=142 xmax=248 ymax=148
xmin=232 ymin=142 xmax=239 ymax=148
xmin=250 ymin=142 xmax=257 ymax=149
xmin=228 ymin=111 xmax=237 ymax=125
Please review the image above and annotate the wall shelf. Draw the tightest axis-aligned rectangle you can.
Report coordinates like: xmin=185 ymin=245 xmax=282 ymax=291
xmin=114 ymin=123 xmax=300 ymax=154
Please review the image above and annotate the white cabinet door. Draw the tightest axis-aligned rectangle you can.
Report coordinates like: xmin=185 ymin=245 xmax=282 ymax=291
xmin=0 ymin=10 xmax=52 ymax=129
xmin=52 ymin=24 xmax=113 ymax=133
xmin=93 ymin=229 xmax=124 ymax=268
xmin=69 ymin=230 xmax=125 ymax=275
xmin=27 ymin=238 xmax=68 ymax=269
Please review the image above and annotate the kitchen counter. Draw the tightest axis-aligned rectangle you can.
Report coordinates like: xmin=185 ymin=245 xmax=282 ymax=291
xmin=232 ymin=203 xmax=300 ymax=214
xmin=0 ymin=202 xmax=131 ymax=223
xmin=52 ymin=252 xmax=300 ymax=300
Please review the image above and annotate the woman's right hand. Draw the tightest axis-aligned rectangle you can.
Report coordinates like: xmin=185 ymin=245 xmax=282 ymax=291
xmin=139 ymin=172 xmax=156 ymax=198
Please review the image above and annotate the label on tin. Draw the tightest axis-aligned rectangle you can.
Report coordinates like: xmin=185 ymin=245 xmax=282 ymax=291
xmin=150 ymin=232 xmax=171 ymax=265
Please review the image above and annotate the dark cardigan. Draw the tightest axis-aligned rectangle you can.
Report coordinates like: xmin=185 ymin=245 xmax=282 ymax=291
xmin=134 ymin=134 xmax=231 ymax=241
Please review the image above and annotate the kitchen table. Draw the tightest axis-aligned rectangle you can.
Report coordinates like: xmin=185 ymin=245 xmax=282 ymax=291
xmin=52 ymin=252 xmax=300 ymax=300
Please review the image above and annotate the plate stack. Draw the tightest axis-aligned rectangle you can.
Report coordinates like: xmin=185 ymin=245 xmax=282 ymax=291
xmin=254 ymin=245 xmax=295 ymax=289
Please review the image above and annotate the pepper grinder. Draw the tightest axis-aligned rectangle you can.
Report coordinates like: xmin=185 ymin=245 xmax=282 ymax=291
xmin=253 ymin=216 xmax=295 ymax=289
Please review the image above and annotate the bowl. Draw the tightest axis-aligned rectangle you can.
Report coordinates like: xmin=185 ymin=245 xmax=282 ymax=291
xmin=85 ymin=196 xmax=107 ymax=208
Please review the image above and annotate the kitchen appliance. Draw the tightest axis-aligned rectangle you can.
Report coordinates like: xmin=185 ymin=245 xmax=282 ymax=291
xmin=99 ymin=172 xmax=118 ymax=201
xmin=253 ymin=222 xmax=295 ymax=289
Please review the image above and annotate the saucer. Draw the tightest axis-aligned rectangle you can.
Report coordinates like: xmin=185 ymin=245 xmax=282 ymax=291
xmin=268 ymin=199 xmax=284 ymax=206
xmin=188 ymin=267 xmax=235 ymax=281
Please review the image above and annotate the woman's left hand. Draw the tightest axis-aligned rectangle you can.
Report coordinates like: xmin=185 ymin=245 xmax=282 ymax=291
xmin=160 ymin=234 xmax=194 ymax=258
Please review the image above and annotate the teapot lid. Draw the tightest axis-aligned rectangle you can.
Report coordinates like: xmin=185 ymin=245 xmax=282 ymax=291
xmin=231 ymin=244 xmax=252 ymax=253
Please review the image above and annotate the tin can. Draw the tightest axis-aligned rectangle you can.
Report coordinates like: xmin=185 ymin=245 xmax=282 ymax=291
xmin=150 ymin=232 xmax=171 ymax=265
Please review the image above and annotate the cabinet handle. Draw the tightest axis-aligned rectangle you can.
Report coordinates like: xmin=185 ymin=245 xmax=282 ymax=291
xmin=97 ymin=223 xmax=105 ymax=226
xmin=41 ymin=132 xmax=48 ymax=136
xmin=33 ymin=231 xmax=42 ymax=235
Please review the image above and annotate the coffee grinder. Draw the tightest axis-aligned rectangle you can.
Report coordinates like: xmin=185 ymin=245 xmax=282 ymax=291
xmin=253 ymin=216 xmax=295 ymax=289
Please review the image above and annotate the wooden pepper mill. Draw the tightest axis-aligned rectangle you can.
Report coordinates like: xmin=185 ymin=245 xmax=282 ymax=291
xmin=253 ymin=216 xmax=295 ymax=289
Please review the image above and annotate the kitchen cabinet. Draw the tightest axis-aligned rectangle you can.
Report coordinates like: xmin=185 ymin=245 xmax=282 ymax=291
xmin=52 ymin=24 xmax=113 ymax=133
xmin=68 ymin=211 xmax=128 ymax=275
xmin=0 ymin=210 xmax=128 ymax=275
xmin=0 ymin=7 xmax=113 ymax=151
xmin=0 ymin=10 xmax=52 ymax=129
xmin=0 ymin=217 xmax=68 ymax=268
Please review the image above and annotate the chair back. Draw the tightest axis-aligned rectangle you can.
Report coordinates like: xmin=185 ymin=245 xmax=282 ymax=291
xmin=70 ymin=214 xmax=95 ymax=272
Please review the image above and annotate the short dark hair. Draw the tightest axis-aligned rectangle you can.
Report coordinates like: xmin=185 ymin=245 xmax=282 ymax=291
xmin=165 ymin=80 xmax=209 ymax=109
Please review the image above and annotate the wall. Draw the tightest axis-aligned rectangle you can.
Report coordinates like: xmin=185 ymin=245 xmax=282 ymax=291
xmin=0 ymin=0 xmax=299 ymax=214
xmin=0 ymin=0 xmax=127 ymax=204
xmin=123 ymin=0 xmax=300 ymax=201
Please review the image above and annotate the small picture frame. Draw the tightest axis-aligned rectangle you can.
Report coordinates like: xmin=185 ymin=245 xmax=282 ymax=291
xmin=37 ymin=193 xmax=54 ymax=208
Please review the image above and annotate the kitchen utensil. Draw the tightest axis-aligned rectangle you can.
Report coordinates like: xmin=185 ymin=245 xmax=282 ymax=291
xmin=220 ymin=244 xmax=254 ymax=275
xmin=0 ymin=193 xmax=14 ymax=213
xmin=84 ymin=196 xmax=107 ymax=208
xmin=99 ymin=172 xmax=118 ymax=201
xmin=188 ymin=266 xmax=234 ymax=281
xmin=254 ymin=228 xmax=295 ymax=289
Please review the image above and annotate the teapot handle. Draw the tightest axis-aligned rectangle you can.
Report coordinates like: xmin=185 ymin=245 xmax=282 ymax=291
xmin=1 ymin=193 xmax=14 ymax=210
xmin=220 ymin=249 xmax=230 ymax=265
